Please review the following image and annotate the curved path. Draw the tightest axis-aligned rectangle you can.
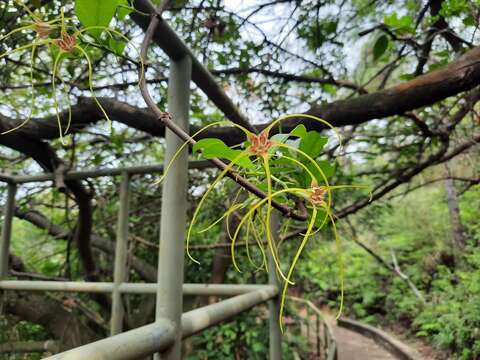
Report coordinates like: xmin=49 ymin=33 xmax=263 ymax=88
xmin=330 ymin=322 xmax=396 ymax=360
xmin=296 ymin=303 xmax=423 ymax=360
xmin=300 ymin=312 xmax=397 ymax=359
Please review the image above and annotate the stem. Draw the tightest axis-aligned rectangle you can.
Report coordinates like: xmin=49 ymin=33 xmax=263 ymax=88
xmin=52 ymin=51 xmax=65 ymax=143
xmin=279 ymin=206 xmax=318 ymax=332
xmin=75 ymin=45 xmax=111 ymax=130
xmin=329 ymin=212 xmax=344 ymax=319
xmin=138 ymin=8 xmax=307 ymax=221
xmin=230 ymin=188 xmax=305 ymax=281
xmin=186 ymin=150 xmax=249 ymax=264
xmin=263 ymin=155 xmax=287 ymax=283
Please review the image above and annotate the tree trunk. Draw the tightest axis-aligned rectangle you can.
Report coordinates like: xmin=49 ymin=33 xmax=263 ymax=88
xmin=5 ymin=292 xmax=99 ymax=350
xmin=443 ymin=163 xmax=465 ymax=248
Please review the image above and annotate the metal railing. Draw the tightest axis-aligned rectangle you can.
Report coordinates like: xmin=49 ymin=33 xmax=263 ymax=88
xmin=0 ymin=160 xmax=282 ymax=359
xmin=0 ymin=1 xmax=337 ymax=358
xmin=289 ymin=296 xmax=338 ymax=360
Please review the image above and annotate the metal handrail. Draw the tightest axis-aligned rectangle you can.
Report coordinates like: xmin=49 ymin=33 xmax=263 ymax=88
xmin=41 ymin=288 xmax=277 ymax=360
xmin=288 ymin=296 xmax=338 ymax=360
xmin=0 ymin=0 xmax=307 ymax=358
xmin=45 ymin=319 xmax=176 ymax=360
xmin=0 ymin=280 xmax=274 ymax=296
xmin=0 ymin=160 xmax=212 ymax=184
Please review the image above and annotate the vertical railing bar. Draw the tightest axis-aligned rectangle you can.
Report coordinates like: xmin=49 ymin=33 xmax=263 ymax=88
xmin=0 ymin=183 xmax=17 ymax=277
xmin=154 ymin=55 xmax=191 ymax=360
xmin=268 ymin=211 xmax=282 ymax=360
xmin=316 ymin=313 xmax=320 ymax=358
xmin=110 ymin=172 xmax=130 ymax=335
xmin=323 ymin=322 xmax=328 ymax=357
xmin=306 ymin=307 xmax=310 ymax=343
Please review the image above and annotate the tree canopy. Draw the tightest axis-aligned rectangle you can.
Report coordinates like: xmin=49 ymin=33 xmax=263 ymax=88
xmin=0 ymin=0 xmax=479 ymax=358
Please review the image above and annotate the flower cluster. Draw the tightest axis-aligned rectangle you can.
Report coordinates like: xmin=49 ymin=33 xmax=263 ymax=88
xmin=55 ymin=31 xmax=77 ymax=53
xmin=310 ymin=184 xmax=326 ymax=206
xmin=249 ymin=130 xmax=273 ymax=156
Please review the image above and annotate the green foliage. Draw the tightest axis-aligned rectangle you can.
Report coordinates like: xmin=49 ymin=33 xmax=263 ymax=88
xmin=373 ymin=35 xmax=389 ymax=61
xmin=75 ymin=0 xmax=119 ymax=38
xmin=414 ymin=260 xmax=480 ymax=359
xmin=192 ymin=138 xmax=254 ymax=169
xmin=383 ymin=13 xmax=414 ymax=34
xmin=298 ymin=183 xmax=480 ymax=359
xmin=0 ymin=0 xmax=140 ymax=141
xmin=1 ymin=0 xmax=478 ymax=357
xmin=0 ymin=319 xmax=49 ymax=359
xmin=186 ymin=305 xmax=308 ymax=359
xmin=186 ymin=309 xmax=269 ymax=359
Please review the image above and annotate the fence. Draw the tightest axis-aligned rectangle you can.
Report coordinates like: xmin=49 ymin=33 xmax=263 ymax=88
xmin=289 ymin=296 xmax=337 ymax=360
xmin=0 ymin=0 xmax=337 ymax=358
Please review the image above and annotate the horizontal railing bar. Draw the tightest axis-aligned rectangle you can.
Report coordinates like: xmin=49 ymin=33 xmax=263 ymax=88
xmin=181 ymin=286 xmax=277 ymax=338
xmin=44 ymin=319 xmax=175 ymax=360
xmin=0 ymin=340 xmax=59 ymax=354
xmin=0 ymin=280 xmax=272 ymax=296
xmin=183 ymin=284 xmax=272 ymax=296
xmin=3 ymin=160 xmax=212 ymax=184
xmin=43 ymin=287 xmax=276 ymax=360
xmin=0 ymin=174 xmax=14 ymax=183
xmin=0 ymin=280 xmax=114 ymax=293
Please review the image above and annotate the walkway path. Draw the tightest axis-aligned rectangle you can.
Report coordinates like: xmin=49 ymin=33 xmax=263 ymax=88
xmin=330 ymin=322 xmax=396 ymax=360
xmin=295 ymin=302 xmax=420 ymax=360
xmin=299 ymin=310 xmax=397 ymax=360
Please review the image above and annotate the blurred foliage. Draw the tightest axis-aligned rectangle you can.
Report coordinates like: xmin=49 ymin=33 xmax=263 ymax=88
xmin=297 ymin=177 xmax=480 ymax=359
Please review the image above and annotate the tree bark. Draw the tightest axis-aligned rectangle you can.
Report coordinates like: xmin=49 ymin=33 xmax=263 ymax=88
xmin=0 ymin=132 xmax=98 ymax=282
xmin=14 ymin=208 xmax=157 ymax=281
xmin=5 ymin=292 xmax=99 ymax=350
xmin=2 ymin=46 xmax=480 ymax=145
xmin=443 ymin=163 xmax=466 ymax=248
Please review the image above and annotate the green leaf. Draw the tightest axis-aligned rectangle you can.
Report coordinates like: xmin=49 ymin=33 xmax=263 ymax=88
xmin=299 ymin=132 xmax=328 ymax=158
xmin=291 ymin=124 xmax=307 ymax=138
xmin=108 ymin=38 xmax=126 ymax=55
xmin=317 ymin=160 xmax=336 ymax=178
xmin=322 ymin=84 xmax=337 ymax=95
xmin=192 ymin=138 xmax=254 ymax=169
xmin=300 ymin=160 xmax=335 ymax=187
xmin=325 ymin=20 xmax=338 ymax=34
xmin=270 ymin=133 xmax=289 ymax=143
xmin=383 ymin=13 xmax=414 ymax=34
xmin=463 ymin=15 xmax=475 ymax=26
xmin=117 ymin=0 xmax=132 ymax=21
xmin=373 ymin=35 xmax=389 ymax=61
xmin=75 ymin=0 xmax=119 ymax=38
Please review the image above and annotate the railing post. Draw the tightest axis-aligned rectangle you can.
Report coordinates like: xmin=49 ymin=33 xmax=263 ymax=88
xmin=316 ymin=314 xmax=321 ymax=358
xmin=0 ymin=183 xmax=16 ymax=277
xmin=268 ymin=211 xmax=282 ymax=360
xmin=306 ymin=307 xmax=311 ymax=341
xmin=323 ymin=323 xmax=328 ymax=356
xmin=155 ymin=55 xmax=191 ymax=360
xmin=110 ymin=173 xmax=130 ymax=335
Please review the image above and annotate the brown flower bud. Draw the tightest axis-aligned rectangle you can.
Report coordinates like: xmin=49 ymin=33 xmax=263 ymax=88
xmin=32 ymin=21 xmax=52 ymax=38
xmin=55 ymin=31 xmax=76 ymax=52
xmin=249 ymin=130 xmax=273 ymax=156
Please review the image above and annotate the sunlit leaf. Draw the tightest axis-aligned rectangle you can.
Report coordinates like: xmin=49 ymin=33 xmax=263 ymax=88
xmin=193 ymin=138 xmax=254 ymax=169
xmin=75 ymin=0 xmax=119 ymax=38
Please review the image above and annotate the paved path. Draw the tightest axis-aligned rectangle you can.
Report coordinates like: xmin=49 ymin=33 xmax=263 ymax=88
xmin=330 ymin=322 xmax=396 ymax=360
xmin=298 ymin=308 xmax=398 ymax=360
